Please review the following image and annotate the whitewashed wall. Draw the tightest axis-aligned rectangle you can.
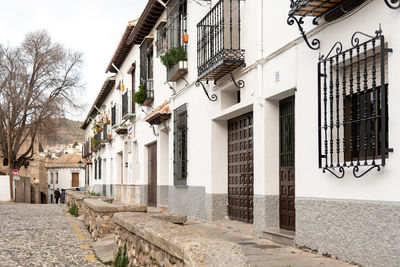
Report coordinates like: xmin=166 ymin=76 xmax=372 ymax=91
xmin=0 ymin=175 xmax=10 ymax=201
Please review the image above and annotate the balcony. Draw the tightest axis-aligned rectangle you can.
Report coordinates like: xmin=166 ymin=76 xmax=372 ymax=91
xmin=287 ymin=0 xmax=367 ymax=50
xmin=142 ymin=78 xmax=154 ymax=106
xmin=197 ymin=0 xmax=245 ymax=82
xmin=122 ymin=91 xmax=135 ymax=120
xmin=166 ymin=54 xmax=188 ymax=82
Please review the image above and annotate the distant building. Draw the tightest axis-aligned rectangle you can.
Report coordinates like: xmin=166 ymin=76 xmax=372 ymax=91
xmin=46 ymin=153 xmax=84 ymax=203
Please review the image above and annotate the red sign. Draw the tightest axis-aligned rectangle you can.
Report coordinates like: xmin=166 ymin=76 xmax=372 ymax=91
xmin=11 ymin=169 xmax=20 ymax=176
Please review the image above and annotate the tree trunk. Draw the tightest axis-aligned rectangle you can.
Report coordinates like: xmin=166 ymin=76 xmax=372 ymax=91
xmin=7 ymin=121 xmax=13 ymax=201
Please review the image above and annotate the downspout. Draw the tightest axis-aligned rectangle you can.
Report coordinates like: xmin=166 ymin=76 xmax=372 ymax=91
xmin=257 ymin=0 xmax=264 ymax=106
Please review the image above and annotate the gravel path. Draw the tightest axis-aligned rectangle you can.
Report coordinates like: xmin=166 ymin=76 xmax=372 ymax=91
xmin=0 ymin=203 xmax=105 ymax=267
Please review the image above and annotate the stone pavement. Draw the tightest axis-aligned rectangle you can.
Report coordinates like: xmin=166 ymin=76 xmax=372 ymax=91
xmin=186 ymin=220 xmax=358 ymax=267
xmin=0 ymin=203 xmax=104 ymax=267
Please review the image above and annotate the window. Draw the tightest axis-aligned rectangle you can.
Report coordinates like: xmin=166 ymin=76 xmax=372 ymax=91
xmin=156 ymin=22 xmax=167 ymax=56
xmin=173 ymin=104 xmax=187 ymax=185
xmin=98 ymin=158 xmax=102 ymax=180
xmin=56 ymin=173 xmax=58 ymax=184
xmin=50 ymin=173 xmax=53 ymax=184
xmin=318 ymin=32 xmax=391 ymax=177
xmin=94 ymin=159 xmax=97 ymax=180
xmin=131 ymin=68 xmax=136 ymax=114
xmin=122 ymin=91 xmax=128 ymax=117
xmin=111 ymin=105 xmax=116 ymax=126
xmin=167 ymin=0 xmax=187 ymax=51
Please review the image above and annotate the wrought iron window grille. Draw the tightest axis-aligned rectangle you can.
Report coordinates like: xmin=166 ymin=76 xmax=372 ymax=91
xmin=173 ymin=103 xmax=188 ymax=185
xmin=385 ymin=0 xmax=400 ymax=9
xmin=197 ymin=0 xmax=245 ymax=95
xmin=318 ymin=28 xmax=393 ymax=178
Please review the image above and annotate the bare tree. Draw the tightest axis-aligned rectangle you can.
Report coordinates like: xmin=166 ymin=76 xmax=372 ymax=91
xmin=0 ymin=30 xmax=83 ymax=199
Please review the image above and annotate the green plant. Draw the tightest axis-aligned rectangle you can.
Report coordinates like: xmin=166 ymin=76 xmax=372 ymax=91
xmin=68 ymin=203 xmax=79 ymax=217
xmin=91 ymin=137 xmax=98 ymax=148
xmin=67 ymin=202 xmax=70 ymax=208
xmin=114 ymin=245 xmax=129 ymax=267
xmin=88 ymin=191 xmax=100 ymax=196
xmin=133 ymin=85 xmax=146 ymax=105
xmin=87 ymin=224 xmax=90 ymax=232
xmin=73 ymin=141 xmax=78 ymax=148
xmin=160 ymin=46 xmax=187 ymax=70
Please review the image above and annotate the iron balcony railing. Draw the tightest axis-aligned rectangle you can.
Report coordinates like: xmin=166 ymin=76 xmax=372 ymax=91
xmin=197 ymin=0 xmax=245 ymax=81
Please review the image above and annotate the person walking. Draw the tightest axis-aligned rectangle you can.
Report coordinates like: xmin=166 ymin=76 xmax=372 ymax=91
xmin=54 ymin=188 xmax=61 ymax=204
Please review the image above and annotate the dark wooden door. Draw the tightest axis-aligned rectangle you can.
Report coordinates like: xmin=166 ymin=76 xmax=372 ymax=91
xmin=148 ymin=143 xmax=157 ymax=207
xmin=279 ymin=97 xmax=295 ymax=231
xmin=72 ymin=173 xmax=79 ymax=187
xmin=228 ymin=112 xmax=254 ymax=223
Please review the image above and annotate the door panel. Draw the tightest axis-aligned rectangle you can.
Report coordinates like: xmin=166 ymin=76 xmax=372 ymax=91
xmin=279 ymin=97 xmax=295 ymax=231
xmin=72 ymin=173 xmax=79 ymax=187
xmin=228 ymin=112 xmax=254 ymax=223
xmin=148 ymin=143 xmax=157 ymax=207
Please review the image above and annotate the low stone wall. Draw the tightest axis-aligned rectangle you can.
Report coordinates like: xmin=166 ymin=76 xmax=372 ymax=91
xmin=65 ymin=190 xmax=112 ymax=216
xmin=114 ymin=212 xmax=248 ymax=267
xmin=83 ymin=198 xmax=147 ymax=240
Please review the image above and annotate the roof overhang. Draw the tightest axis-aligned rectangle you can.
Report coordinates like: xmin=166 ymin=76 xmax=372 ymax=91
xmin=127 ymin=0 xmax=167 ymax=45
xmin=106 ymin=20 xmax=137 ymax=73
xmin=81 ymin=76 xmax=116 ymax=130
xmin=144 ymin=101 xmax=171 ymax=125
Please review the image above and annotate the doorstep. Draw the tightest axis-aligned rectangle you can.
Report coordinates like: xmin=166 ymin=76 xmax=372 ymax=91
xmin=263 ymin=227 xmax=295 ymax=247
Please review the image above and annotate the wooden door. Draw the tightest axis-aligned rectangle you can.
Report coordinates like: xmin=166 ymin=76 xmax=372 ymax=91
xmin=72 ymin=173 xmax=79 ymax=187
xmin=279 ymin=97 xmax=295 ymax=231
xmin=228 ymin=112 xmax=254 ymax=223
xmin=148 ymin=143 xmax=157 ymax=207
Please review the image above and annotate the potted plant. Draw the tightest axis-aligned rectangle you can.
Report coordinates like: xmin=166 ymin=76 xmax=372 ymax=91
xmin=134 ymin=85 xmax=146 ymax=105
xmin=160 ymin=46 xmax=188 ymax=82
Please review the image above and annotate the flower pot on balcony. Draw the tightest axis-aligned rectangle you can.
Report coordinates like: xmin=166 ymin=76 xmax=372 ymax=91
xmin=167 ymin=60 xmax=188 ymax=82
xmin=107 ymin=134 xmax=112 ymax=140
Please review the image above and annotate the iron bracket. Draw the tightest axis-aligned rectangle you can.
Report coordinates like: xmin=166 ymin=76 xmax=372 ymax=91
xmin=164 ymin=81 xmax=177 ymax=95
xmin=323 ymin=167 xmax=345 ymax=179
xmin=384 ymin=0 xmax=400 ymax=9
xmin=229 ymin=71 xmax=245 ymax=89
xmin=353 ymin=165 xmax=381 ymax=178
xmin=195 ymin=80 xmax=217 ymax=102
xmin=287 ymin=15 xmax=320 ymax=51
xmin=181 ymin=76 xmax=189 ymax=86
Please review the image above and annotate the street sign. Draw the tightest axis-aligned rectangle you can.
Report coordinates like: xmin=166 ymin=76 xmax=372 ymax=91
xmin=11 ymin=169 xmax=20 ymax=176
xmin=13 ymin=176 xmax=20 ymax=181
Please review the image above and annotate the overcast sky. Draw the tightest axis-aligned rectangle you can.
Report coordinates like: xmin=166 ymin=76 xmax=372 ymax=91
xmin=0 ymin=0 xmax=147 ymax=121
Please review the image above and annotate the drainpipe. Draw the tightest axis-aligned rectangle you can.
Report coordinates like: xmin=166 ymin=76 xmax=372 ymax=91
xmin=257 ymin=0 xmax=264 ymax=106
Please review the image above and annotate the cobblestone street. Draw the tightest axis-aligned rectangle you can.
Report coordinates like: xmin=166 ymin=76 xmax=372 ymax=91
xmin=0 ymin=203 xmax=104 ymax=267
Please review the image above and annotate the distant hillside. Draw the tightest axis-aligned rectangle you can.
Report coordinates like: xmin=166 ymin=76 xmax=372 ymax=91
xmin=46 ymin=118 xmax=85 ymax=145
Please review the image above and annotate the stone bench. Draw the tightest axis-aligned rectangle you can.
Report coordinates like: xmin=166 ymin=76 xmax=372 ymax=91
xmin=114 ymin=212 xmax=248 ymax=266
xmin=148 ymin=213 xmax=187 ymax=225
xmin=83 ymin=198 xmax=147 ymax=240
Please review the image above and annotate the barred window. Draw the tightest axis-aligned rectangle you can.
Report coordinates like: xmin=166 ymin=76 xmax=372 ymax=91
xmin=173 ymin=104 xmax=187 ymax=185
xmin=111 ymin=105 xmax=116 ymax=126
xmin=167 ymin=0 xmax=187 ymax=51
xmin=98 ymin=158 xmax=102 ymax=180
xmin=94 ymin=159 xmax=97 ymax=180
xmin=318 ymin=32 xmax=391 ymax=178
xmin=122 ymin=91 xmax=128 ymax=117
xmin=156 ymin=22 xmax=167 ymax=56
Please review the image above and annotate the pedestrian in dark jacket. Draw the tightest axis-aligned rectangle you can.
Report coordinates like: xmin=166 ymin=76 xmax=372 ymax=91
xmin=54 ymin=188 xmax=61 ymax=204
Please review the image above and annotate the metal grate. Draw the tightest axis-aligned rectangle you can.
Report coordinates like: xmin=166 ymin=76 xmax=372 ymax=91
xmin=289 ymin=0 xmax=345 ymax=17
xmin=318 ymin=31 xmax=392 ymax=178
xmin=111 ymin=105 xmax=116 ymax=126
xmin=122 ymin=92 xmax=128 ymax=117
xmin=167 ymin=0 xmax=187 ymax=51
xmin=173 ymin=104 xmax=188 ymax=186
xmin=197 ymin=0 xmax=244 ymax=81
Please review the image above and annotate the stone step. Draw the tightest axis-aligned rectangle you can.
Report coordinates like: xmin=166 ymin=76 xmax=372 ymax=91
xmin=262 ymin=228 xmax=295 ymax=247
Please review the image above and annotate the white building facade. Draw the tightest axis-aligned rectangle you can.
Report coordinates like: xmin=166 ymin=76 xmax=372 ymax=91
xmin=82 ymin=1 xmax=400 ymax=266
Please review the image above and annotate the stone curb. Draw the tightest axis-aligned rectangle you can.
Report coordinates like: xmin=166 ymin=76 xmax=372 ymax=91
xmin=83 ymin=198 xmax=147 ymax=213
